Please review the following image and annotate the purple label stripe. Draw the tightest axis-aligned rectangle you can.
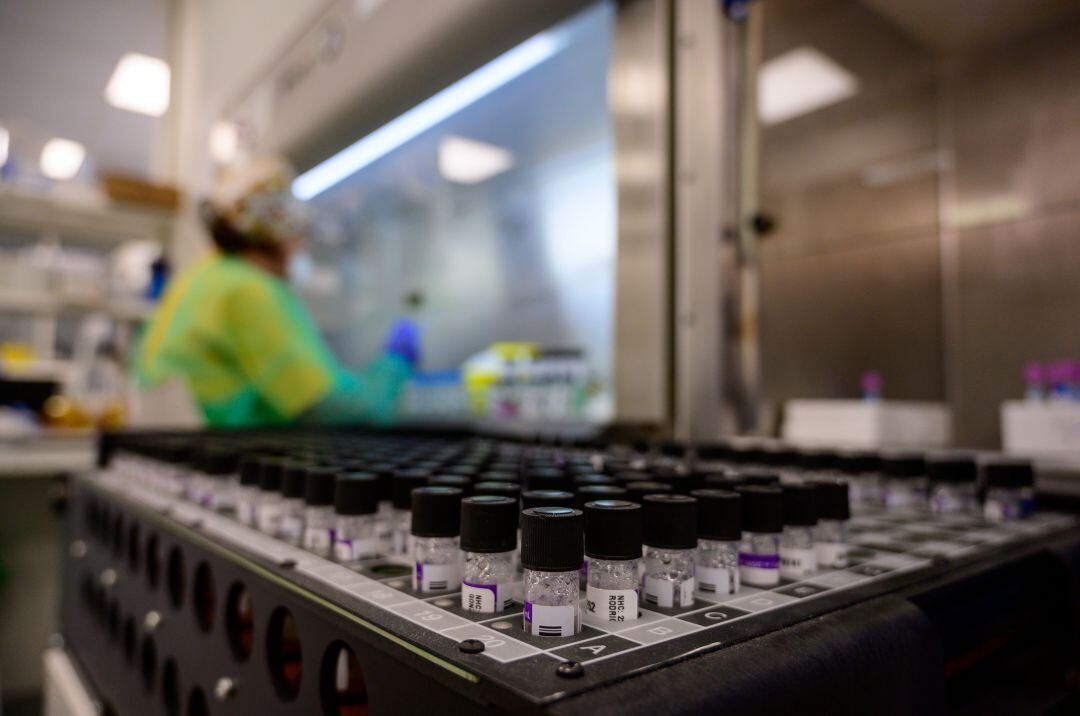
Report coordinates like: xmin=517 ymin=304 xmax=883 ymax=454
xmin=523 ymin=601 xmax=533 ymax=624
xmin=739 ymin=552 xmax=780 ymax=569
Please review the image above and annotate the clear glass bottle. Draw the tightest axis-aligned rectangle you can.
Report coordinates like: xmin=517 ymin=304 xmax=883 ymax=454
xmin=691 ymin=489 xmax=742 ymax=596
xmin=837 ymin=452 xmax=882 ymax=510
xmin=813 ymin=479 xmax=851 ymax=568
xmin=302 ymin=467 xmax=338 ymax=556
xmin=234 ymin=457 xmax=263 ymax=527
xmin=278 ymin=462 xmax=308 ymax=546
xmin=255 ymin=459 xmax=286 ymax=536
xmin=521 ymin=507 xmax=583 ymax=637
xmin=583 ymin=500 xmax=642 ymax=623
xmin=392 ymin=470 xmax=431 ymax=556
xmin=641 ymin=495 xmax=697 ymax=609
xmin=333 ymin=474 xmax=379 ymax=562
xmin=460 ymin=496 xmax=518 ymax=613
xmin=737 ymin=486 xmax=783 ymax=587
xmin=780 ymin=485 xmax=818 ymax=580
xmin=410 ymin=487 xmax=463 ymax=592
xmin=881 ymin=454 xmax=928 ymax=511
xmin=928 ymin=457 xmax=978 ymax=515
xmin=984 ymin=459 xmax=1035 ymax=521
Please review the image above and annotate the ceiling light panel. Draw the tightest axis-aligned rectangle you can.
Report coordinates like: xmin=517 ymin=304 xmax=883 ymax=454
xmin=106 ymin=53 xmax=172 ymax=117
xmin=40 ymin=138 xmax=86 ymax=180
xmin=758 ymin=46 xmax=858 ymax=126
xmin=438 ymin=135 xmax=514 ymax=184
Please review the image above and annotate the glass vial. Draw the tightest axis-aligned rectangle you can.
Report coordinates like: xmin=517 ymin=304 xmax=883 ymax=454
xmin=583 ymin=499 xmax=642 ymax=624
xmin=780 ymin=485 xmax=818 ymax=580
xmin=983 ymin=459 xmax=1035 ymax=521
xmin=460 ymin=496 xmax=518 ymax=613
xmin=333 ymin=473 xmax=379 ymax=562
xmin=279 ymin=462 xmax=308 ymax=546
xmin=235 ymin=457 xmax=263 ymax=527
xmin=691 ymin=489 xmax=741 ymax=596
xmin=927 ymin=456 xmax=978 ymax=514
xmin=881 ymin=454 xmax=928 ymax=511
xmin=737 ymin=486 xmax=783 ymax=588
xmin=813 ymin=479 xmax=851 ymax=568
xmin=302 ymin=467 xmax=338 ymax=556
xmin=520 ymin=506 xmax=583 ymax=637
xmin=391 ymin=469 xmax=431 ymax=556
xmin=641 ymin=494 xmax=698 ymax=609
xmin=838 ymin=452 xmax=883 ymax=510
xmin=255 ymin=458 xmax=286 ymax=536
xmin=410 ymin=486 xmax=463 ymax=592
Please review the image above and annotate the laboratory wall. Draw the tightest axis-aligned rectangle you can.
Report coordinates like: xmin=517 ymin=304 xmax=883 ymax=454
xmin=758 ymin=0 xmax=1080 ymax=447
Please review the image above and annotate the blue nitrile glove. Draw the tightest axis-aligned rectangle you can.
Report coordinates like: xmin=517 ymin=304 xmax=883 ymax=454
xmin=383 ymin=318 xmax=421 ymax=370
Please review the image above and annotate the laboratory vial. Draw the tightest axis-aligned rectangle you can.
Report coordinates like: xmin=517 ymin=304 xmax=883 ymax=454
xmin=255 ymin=458 xmax=287 ymax=536
xmin=302 ymin=466 xmax=339 ymax=556
xmin=573 ymin=485 xmax=627 ymax=510
xmin=780 ymin=485 xmax=818 ymax=580
xmin=623 ymin=480 xmax=673 ymax=505
xmin=410 ymin=486 xmax=464 ymax=593
xmin=520 ymin=507 xmax=583 ymax=637
xmin=472 ymin=481 xmax=521 ymax=499
xmin=279 ymin=462 xmax=308 ymax=546
xmin=429 ymin=474 xmax=473 ymax=496
xmin=524 ymin=468 xmax=574 ymax=493
xmin=583 ymin=499 xmax=642 ymax=624
xmin=370 ymin=467 xmax=395 ymax=553
xmin=737 ymin=486 xmax=783 ymax=588
xmin=391 ymin=469 xmax=431 ymax=556
xmin=837 ymin=451 xmax=884 ymax=510
xmin=460 ymin=496 xmax=518 ymax=613
xmin=690 ymin=489 xmax=741 ymax=596
xmin=333 ymin=473 xmax=379 ymax=562
xmin=641 ymin=494 xmax=698 ymax=609
xmin=234 ymin=457 xmax=263 ymax=527
xmin=927 ymin=456 xmax=978 ymax=514
xmin=983 ymin=459 xmax=1035 ymax=521
xmin=797 ymin=450 xmax=838 ymax=482
xmin=813 ymin=479 xmax=851 ymax=568
xmin=881 ymin=454 xmax=928 ymax=511
xmin=198 ymin=447 xmax=239 ymax=511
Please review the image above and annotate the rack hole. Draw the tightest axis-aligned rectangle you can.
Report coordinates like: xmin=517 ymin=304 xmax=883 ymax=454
xmin=123 ymin=616 xmax=137 ymax=665
xmin=128 ymin=523 xmax=141 ymax=572
xmin=187 ymin=687 xmax=209 ymax=716
xmin=267 ymin=607 xmax=303 ymax=701
xmin=167 ymin=546 xmax=186 ymax=608
xmin=147 ymin=533 xmax=162 ymax=589
xmin=225 ymin=582 xmax=254 ymax=661
xmin=320 ymin=642 xmax=368 ymax=716
xmin=193 ymin=562 xmax=216 ymax=632
xmin=162 ymin=659 xmax=180 ymax=716
xmin=141 ymin=636 xmax=158 ymax=692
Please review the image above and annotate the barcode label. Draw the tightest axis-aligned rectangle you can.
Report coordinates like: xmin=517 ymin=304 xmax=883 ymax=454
xmin=414 ymin=562 xmax=459 ymax=593
xmin=524 ymin=602 xmax=578 ymax=637
xmin=695 ymin=566 xmax=735 ymax=595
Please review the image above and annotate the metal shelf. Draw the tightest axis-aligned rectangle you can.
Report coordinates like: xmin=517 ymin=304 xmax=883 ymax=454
xmin=0 ymin=189 xmax=173 ymax=245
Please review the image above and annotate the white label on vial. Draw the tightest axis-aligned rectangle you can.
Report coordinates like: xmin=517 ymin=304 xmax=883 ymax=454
xmin=461 ymin=581 xmax=513 ymax=613
xmin=256 ymin=503 xmax=284 ymax=535
xmin=585 ymin=585 xmax=638 ymax=622
xmin=739 ymin=552 xmax=780 ymax=587
xmin=303 ymin=527 xmax=332 ymax=553
xmin=695 ymin=565 xmax=735 ymax=595
xmin=780 ymin=547 xmax=817 ymax=580
xmin=414 ymin=562 xmax=458 ymax=592
xmin=280 ymin=515 xmax=303 ymax=543
xmin=643 ymin=576 xmax=695 ymax=608
xmin=524 ymin=602 xmax=577 ymax=637
xmin=816 ymin=541 xmax=849 ymax=568
xmin=333 ymin=537 xmax=378 ymax=562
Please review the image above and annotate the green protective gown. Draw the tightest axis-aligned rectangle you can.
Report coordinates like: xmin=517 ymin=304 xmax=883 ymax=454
xmin=136 ymin=254 xmax=410 ymax=428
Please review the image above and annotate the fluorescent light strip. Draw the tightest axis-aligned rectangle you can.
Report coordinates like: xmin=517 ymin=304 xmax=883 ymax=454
xmin=292 ymin=31 xmax=563 ymax=200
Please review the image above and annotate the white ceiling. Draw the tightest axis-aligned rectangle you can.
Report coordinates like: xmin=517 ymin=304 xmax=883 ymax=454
xmin=0 ymin=0 xmax=168 ymax=184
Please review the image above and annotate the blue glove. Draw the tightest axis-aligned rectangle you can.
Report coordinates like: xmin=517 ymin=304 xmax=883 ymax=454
xmin=383 ymin=318 xmax=421 ymax=369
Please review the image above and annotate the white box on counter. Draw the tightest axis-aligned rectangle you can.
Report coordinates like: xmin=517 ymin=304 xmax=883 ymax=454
xmin=782 ymin=399 xmax=952 ymax=449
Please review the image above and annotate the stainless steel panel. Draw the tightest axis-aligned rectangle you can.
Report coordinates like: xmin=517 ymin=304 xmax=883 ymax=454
xmin=610 ymin=0 xmax=672 ymax=427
